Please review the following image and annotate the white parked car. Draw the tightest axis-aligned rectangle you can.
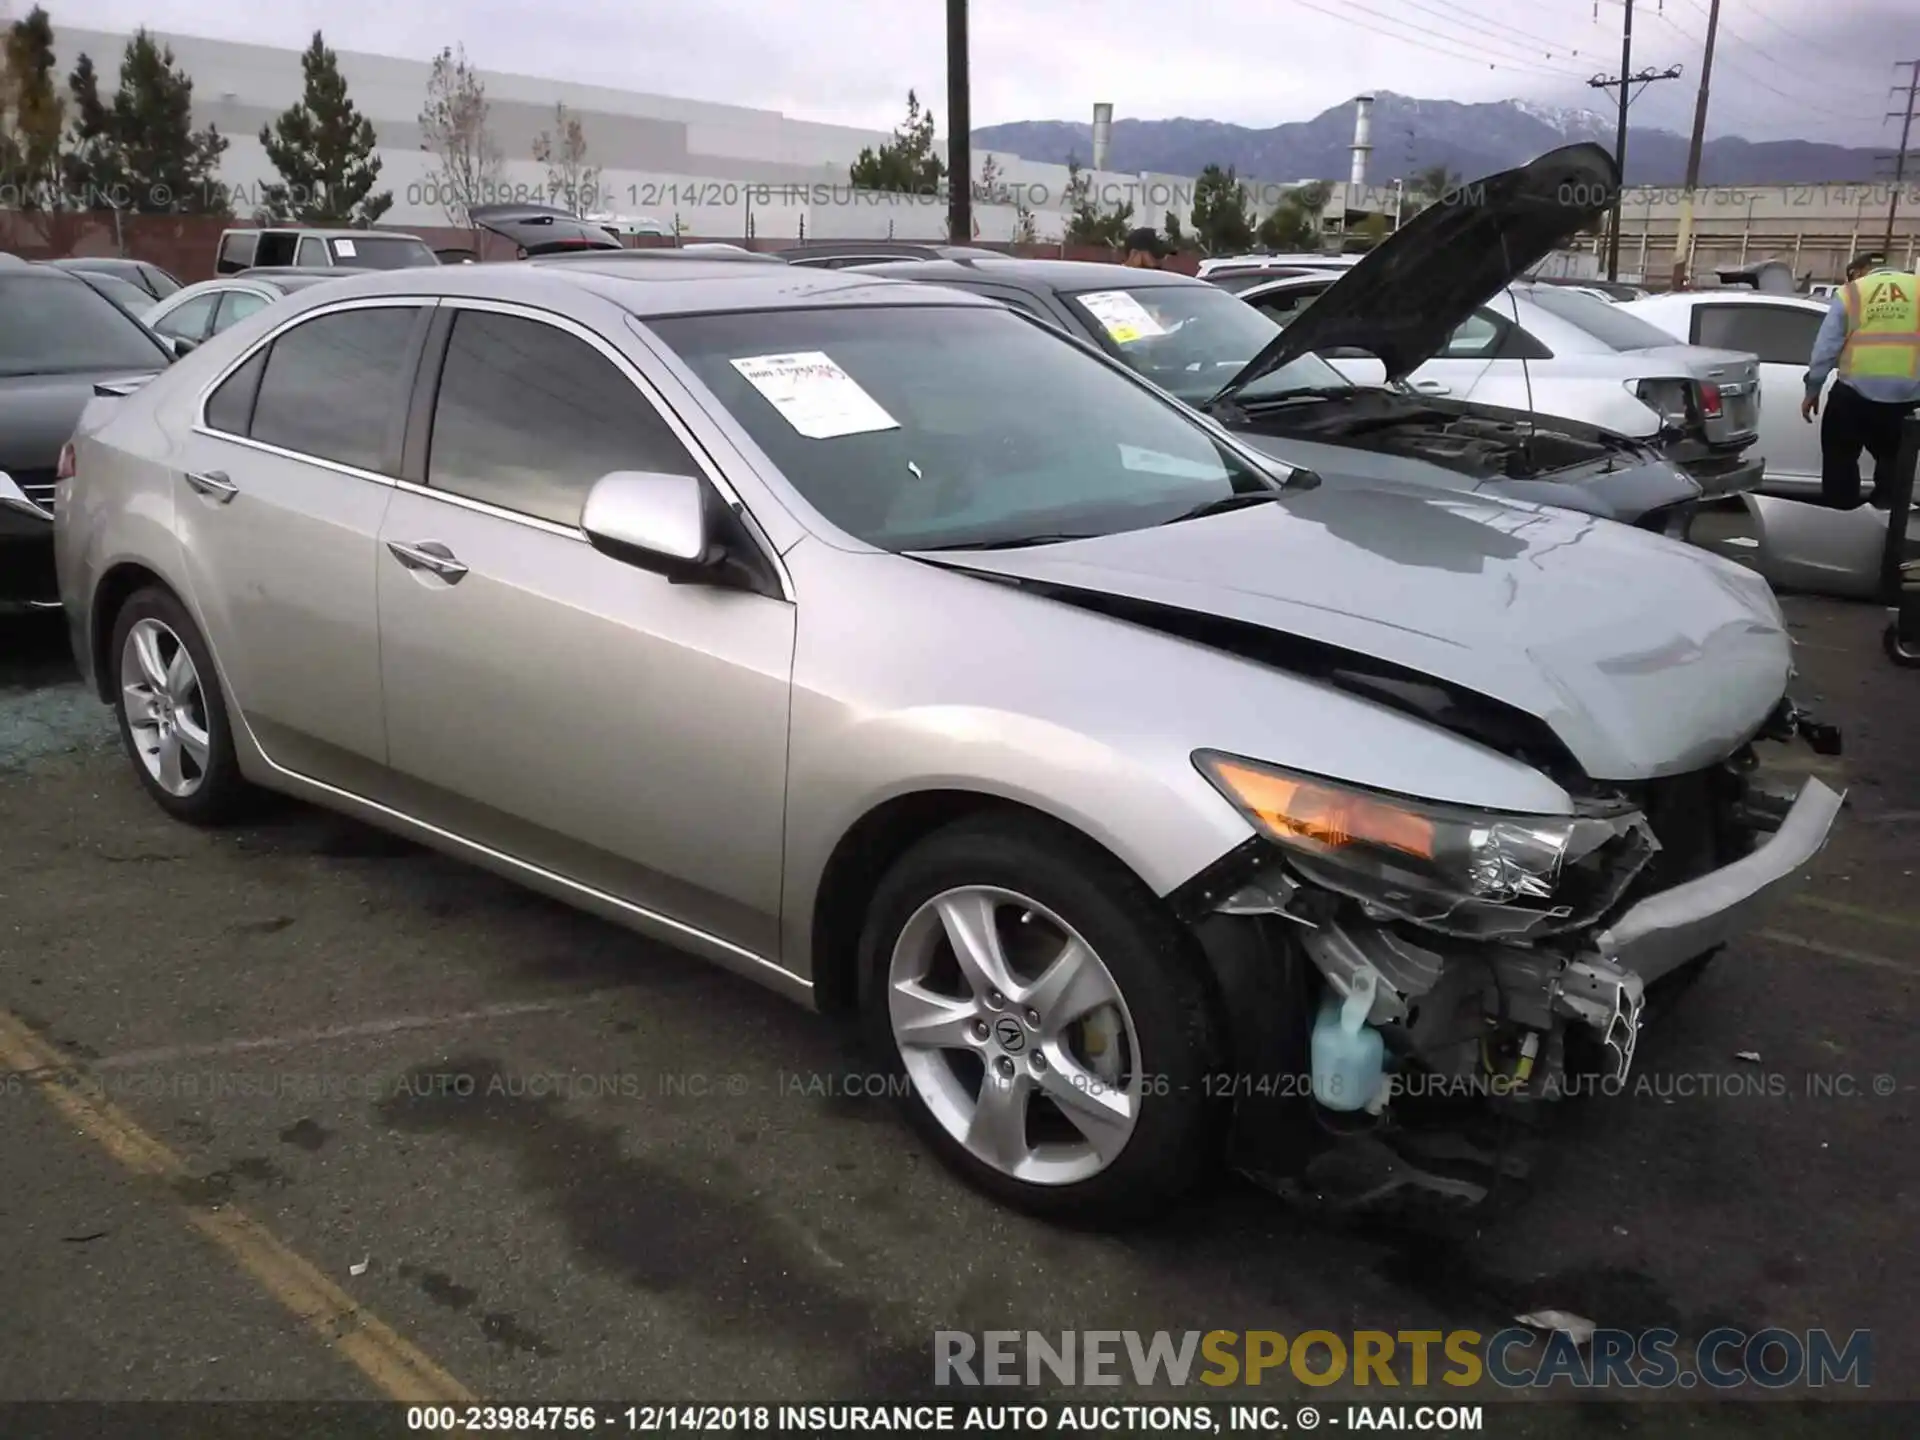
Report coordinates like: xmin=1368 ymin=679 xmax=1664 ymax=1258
xmin=1619 ymin=291 xmax=1836 ymax=499
xmin=1238 ymin=273 xmax=1766 ymax=501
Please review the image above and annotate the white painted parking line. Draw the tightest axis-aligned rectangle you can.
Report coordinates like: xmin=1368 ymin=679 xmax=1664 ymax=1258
xmin=1758 ymin=930 xmax=1919 ymax=978
xmin=88 ymin=986 xmax=643 ymax=1070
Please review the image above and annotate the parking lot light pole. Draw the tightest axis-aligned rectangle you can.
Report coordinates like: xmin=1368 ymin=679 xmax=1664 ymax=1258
xmin=947 ymin=0 xmax=971 ymax=246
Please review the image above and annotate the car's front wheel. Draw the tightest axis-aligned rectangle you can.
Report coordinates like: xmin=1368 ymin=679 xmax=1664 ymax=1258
xmin=110 ymin=586 xmax=252 ymax=824
xmin=860 ymin=814 xmax=1222 ymax=1220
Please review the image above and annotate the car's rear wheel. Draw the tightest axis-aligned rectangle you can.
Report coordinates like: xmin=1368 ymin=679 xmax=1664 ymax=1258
xmin=860 ymin=814 xmax=1221 ymax=1220
xmin=110 ymin=587 xmax=252 ymax=824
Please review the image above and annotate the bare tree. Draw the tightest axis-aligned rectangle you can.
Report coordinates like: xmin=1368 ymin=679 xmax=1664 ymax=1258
xmin=418 ymin=44 xmax=501 ymax=228
xmin=532 ymin=101 xmax=597 ymax=216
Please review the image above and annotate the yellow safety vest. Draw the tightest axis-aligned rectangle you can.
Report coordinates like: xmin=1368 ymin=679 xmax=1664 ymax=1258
xmin=1839 ymin=270 xmax=1920 ymax=381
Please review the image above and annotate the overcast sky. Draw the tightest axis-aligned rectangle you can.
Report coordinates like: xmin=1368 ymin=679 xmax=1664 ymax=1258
xmin=41 ymin=0 xmax=1911 ymax=147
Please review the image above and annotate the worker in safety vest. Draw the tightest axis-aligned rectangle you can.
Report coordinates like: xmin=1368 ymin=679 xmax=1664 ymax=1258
xmin=1801 ymin=252 xmax=1920 ymax=509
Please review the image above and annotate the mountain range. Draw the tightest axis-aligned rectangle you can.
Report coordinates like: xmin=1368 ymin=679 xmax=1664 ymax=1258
xmin=972 ymin=92 xmax=1883 ymax=187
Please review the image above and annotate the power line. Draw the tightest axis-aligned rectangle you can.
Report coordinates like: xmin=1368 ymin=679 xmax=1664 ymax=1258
xmin=1280 ymin=0 xmax=1598 ymax=79
xmin=1350 ymin=0 xmax=1597 ymax=69
xmin=1648 ymin=5 xmax=1885 ymax=123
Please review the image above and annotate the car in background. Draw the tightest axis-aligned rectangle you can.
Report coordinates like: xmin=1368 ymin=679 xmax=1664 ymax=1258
xmin=1233 ymin=266 xmax=1763 ymax=504
xmin=1619 ymin=290 xmax=1834 ymax=498
xmin=51 ymin=265 xmax=161 ymax=321
xmin=858 ymin=149 xmax=1715 ymax=533
xmin=44 ymin=256 xmax=182 ymax=302
xmin=56 ymin=255 xmax=1842 ymax=1218
xmin=215 ymin=227 xmax=440 ymax=275
xmin=1525 ymin=275 xmax=1651 ymax=303
xmin=1 ymin=260 xmax=172 ymax=607
xmin=780 ymin=241 xmax=1002 ymax=268
xmin=142 ymin=269 xmax=348 ymax=355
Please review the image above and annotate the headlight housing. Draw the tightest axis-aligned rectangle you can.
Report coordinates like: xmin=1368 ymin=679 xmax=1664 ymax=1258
xmin=1194 ymin=751 xmax=1655 ymax=939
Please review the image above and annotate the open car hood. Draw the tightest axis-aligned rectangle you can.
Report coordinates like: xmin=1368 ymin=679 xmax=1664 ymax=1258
xmin=467 ymin=202 xmax=625 ymax=255
xmin=1212 ymin=143 xmax=1620 ymax=401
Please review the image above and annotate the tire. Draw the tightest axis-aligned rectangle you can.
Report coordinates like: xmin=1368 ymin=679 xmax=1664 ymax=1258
xmin=858 ymin=812 xmax=1223 ymax=1221
xmin=1885 ymin=620 xmax=1920 ymax=669
xmin=109 ymin=586 xmax=254 ymax=825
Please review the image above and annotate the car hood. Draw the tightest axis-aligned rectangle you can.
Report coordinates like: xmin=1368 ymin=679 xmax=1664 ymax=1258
xmin=468 ymin=202 xmax=625 ymax=255
xmin=1214 ymin=143 xmax=1621 ymax=399
xmin=1 ymin=368 xmax=163 ymax=471
xmin=912 ymin=478 xmax=1790 ymax=784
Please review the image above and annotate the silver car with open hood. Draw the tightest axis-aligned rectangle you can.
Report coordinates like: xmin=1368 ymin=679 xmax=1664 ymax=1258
xmin=53 ymin=256 xmax=1843 ymax=1217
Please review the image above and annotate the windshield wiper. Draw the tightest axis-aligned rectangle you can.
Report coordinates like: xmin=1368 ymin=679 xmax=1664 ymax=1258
xmin=1161 ymin=491 xmax=1286 ymax=525
xmin=915 ymin=533 xmax=1102 ymax=552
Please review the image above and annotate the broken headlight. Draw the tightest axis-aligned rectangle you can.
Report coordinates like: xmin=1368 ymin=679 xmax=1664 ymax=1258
xmin=1194 ymin=751 xmax=1654 ymax=938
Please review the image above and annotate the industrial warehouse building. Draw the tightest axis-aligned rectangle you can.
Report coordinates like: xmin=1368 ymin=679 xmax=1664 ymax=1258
xmin=29 ymin=25 xmax=1920 ymax=279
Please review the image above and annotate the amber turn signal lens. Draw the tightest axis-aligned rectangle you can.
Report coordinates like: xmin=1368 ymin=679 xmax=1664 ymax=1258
xmin=1207 ymin=759 xmax=1437 ymax=860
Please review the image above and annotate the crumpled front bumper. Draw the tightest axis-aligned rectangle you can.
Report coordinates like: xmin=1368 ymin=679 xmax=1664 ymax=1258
xmin=1596 ymin=776 xmax=1844 ymax=986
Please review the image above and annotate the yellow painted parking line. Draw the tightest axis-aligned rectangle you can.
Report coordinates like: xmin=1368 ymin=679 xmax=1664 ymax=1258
xmin=0 ymin=1008 xmax=475 ymax=1406
xmin=1794 ymin=894 xmax=1920 ymax=935
xmin=1758 ymin=930 xmax=1920 ymax=979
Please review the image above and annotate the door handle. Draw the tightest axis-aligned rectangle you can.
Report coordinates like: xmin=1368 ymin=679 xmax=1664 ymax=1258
xmin=1411 ymin=379 xmax=1452 ymax=395
xmin=386 ymin=539 xmax=469 ymax=583
xmin=184 ymin=469 xmax=238 ymax=503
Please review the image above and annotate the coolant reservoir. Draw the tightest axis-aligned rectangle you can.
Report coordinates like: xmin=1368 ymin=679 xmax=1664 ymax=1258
xmin=1311 ymin=970 xmax=1386 ymax=1113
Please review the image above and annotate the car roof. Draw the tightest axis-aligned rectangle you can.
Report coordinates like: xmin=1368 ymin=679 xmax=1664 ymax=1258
xmin=224 ymin=227 xmax=427 ymax=241
xmin=234 ymin=266 xmax=353 ymax=280
xmin=1630 ymin=289 xmax=1826 ymax=307
xmin=250 ymin=254 xmax=1000 ymax=320
xmin=850 ymin=257 xmax=1208 ymax=293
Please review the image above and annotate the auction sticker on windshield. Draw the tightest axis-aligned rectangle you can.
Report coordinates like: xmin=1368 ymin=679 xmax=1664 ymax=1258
xmin=335 ymin=238 xmax=357 ymax=257
xmin=1078 ymin=290 xmax=1166 ymax=344
xmin=730 ymin=351 xmax=900 ymax=439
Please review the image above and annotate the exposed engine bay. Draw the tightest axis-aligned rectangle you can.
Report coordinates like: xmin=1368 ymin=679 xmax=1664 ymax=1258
xmin=1235 ymin=388 xmax=1650 ymax=482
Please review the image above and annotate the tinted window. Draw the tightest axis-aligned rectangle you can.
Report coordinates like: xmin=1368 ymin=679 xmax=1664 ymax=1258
xmin=250 ymin=307 xmax=420 ymax=472
xmin=214 ymin=290 xmax=270 ymax=332
xmin=205 ymin=348 xmax=268 ymax=435
xmin=1692 ymin=304 xmax=1824 ymax=366
xmin=220 ymin=232 xmax=257 ymax=268
xmin=0 ymin=276 xmax=171 ymax=375
xmin=81 ymin=272 xmax=157 ymax=317
xmin=296 ymin=237 xmax=327 ymax=267
xmin=427 ymin=310 xmax=697 ymax=526
xmin=1525 ymin=287 xmax=1677 ymax=351
xmin=154 ymin=293 xmax=219 ymax=342
xmin=331 ymin=235 xmax=437 ymax=270
xmin=651 ymin=305 xmax=1279 ymax=552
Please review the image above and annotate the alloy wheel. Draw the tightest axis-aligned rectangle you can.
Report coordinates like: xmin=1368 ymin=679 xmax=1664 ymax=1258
xmin=887 ymin=886 xmax=1142 ymax=1186
xmin=119 ymin=617 xmax=211 ymax=798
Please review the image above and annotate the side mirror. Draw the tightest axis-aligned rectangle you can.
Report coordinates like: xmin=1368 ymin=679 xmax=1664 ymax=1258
xmin=581 ymin=471 xmax=723 ymax=583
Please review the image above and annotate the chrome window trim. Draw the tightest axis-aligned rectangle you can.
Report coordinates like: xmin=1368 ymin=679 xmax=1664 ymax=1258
xmin=193 ymin=293 xmax=439 ymax=430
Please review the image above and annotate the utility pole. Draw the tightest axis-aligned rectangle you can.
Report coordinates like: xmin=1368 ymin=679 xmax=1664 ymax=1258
xmin=1885 ymin=60 xmax=1919 ymax=258
xmin=1671 ymin=0 xmax=1722 ymax=290
xmin=946 ymin=0 xmax=971 ymax=246
xmin=1588 ymin=0 xmax=1683 ymax=282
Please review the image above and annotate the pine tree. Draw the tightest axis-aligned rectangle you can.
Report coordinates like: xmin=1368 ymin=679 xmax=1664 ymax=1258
xmin=1190 ymin=164 xmax=1254 ymax=255
xmin=259 ymin=31 xmax=389 ymax=225
xmin=63 ymin=30 xmax=228 ymax=214
xmin=848 ymin=91 xmax=947 ymax=196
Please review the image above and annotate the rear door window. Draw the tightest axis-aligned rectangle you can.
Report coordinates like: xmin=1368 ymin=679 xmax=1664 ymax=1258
xmin=212 ymin=290 xmax=270 ymax=333
xmin=1690 ymin=304 xmax=1824 ymax=366
xmin=248 ymin=306 xmax=422 ymax=473
xmin=296 ymin=237 xmax=328 ymax=267
xmin=425 ymin=309 xmax=701 ymax=527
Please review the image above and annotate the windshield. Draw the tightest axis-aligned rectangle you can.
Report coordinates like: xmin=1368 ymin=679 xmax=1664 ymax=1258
xmin=329 ymin=236 xmax=438 ymax=270
xmin=79 ymin=272 xmax=158 ymax=317
xmin=0 ymin=276 xmax=170 ymax=376
xmin=1060 ymin=282 xmax=1348 ymax=403
xmin=1524 ymin=287 xmax=1678 ymax=351
xmin=648 ymin=304 xmax=1283 ymax=552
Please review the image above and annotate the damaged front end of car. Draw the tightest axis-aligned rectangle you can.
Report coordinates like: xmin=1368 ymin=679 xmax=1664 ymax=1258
xmin=1168 ymin=696 xmax=1845 ymax=1217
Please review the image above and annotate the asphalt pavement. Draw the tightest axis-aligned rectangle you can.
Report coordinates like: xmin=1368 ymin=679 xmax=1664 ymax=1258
xmin=1 ymin=583 xmax=1915 ymax=1434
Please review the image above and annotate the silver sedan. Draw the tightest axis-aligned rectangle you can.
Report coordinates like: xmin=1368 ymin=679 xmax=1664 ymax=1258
xmin=51 ymin=258 xmax=1842 ymax=1218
